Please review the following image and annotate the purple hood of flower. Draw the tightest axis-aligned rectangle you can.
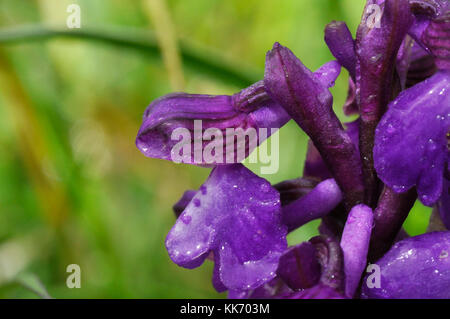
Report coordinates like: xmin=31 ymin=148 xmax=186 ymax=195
xmin=135 ymin=82 xmax=289 ymax=165
xmin=136 ymin=59 xmax=343 ymax=166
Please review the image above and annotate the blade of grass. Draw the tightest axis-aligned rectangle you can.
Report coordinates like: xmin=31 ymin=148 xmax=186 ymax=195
xmin=0 ymin=25 xmax=260 ymax=87
xmin=16 ymin=273 xmax=52 ymax=299
xmin=143 ymin=0 xmax=185 ymax=90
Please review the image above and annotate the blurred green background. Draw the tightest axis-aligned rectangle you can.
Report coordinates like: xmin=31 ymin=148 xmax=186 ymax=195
xmin=0 ymin=0 xmax=431 ymax=298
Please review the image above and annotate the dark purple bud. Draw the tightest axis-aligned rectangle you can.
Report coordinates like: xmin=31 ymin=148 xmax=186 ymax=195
xmin=324 ymin=21 xmax=357 ymax=80
xmin=273 ymin=177 xmax=319 ymax=206
xmin=276 ymin=242 xmax=321 ymax=290
xmin=422 ymin=9 xmax=450 ymax=70
xmin=309 ymin=235 xmax=345 ymax=292
xmin=136 ymin=81 xmax=289 ymax=165
xmin=264 ymin=42 xmax=364 ymax=210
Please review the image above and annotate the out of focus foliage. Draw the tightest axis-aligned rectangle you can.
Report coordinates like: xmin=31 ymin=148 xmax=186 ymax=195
xmin=0 ymin=0 xmax=430 ymax=298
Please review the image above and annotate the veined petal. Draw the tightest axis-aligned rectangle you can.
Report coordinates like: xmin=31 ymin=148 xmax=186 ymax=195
xmin=374 ymin=70 xmax=450 ymax=206
xmin=309 ymin=236 xmax=345 ymax=292
xmin=422 ymin=9 xmax=450 ymax=70
xmin=165 ymin=164 xmax=287 ymax=291
xmin=136 ymin=81 xmax=290 ymax=166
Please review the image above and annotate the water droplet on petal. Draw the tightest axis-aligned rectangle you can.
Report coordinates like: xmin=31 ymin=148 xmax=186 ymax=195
xmin=181 ymin=214 xmax=192 ymax=224
xmin=392 ymin=185 xmax=406 ymax=192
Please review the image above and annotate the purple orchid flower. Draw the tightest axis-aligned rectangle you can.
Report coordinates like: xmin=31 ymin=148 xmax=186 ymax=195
xmin=165 ymin=164 xmax=287 ymax=291
xmin=361 ymin=231 xmax=450 ymax=299
xmin=136 ymin=60 xmax=341 ymax=167
xmin=136 ymin=82 xmax=289 ymax=166
xmin=373 ymin=71 xmax=449 ymax=206
xmin=136 ymin=0 xmax=450 ymax=299
xmin=168 ymin=171 xmax=344 ymax=292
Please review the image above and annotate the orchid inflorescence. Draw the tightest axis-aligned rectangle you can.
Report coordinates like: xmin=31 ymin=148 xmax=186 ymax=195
xmin=136 ymin=0 xmax=449 ymax=299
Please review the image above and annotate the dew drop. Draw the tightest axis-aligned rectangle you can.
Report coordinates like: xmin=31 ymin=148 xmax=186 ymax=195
xmin=427 ymin=139 xmax=437 ymax=152
xmin=386 ymin=124 xmax=396 ymax=135
xmin=260 ymin=183 xmax=270 ymax=192
xmin=181 ymin=214 xmax=192 ymax=224
xmin=370 ymin=54 xmax=382 ymax=63
xmin=193 ymin=198 xmax=201 ymax=207
xmin=392 ymin=185 xmax=406 ymax=192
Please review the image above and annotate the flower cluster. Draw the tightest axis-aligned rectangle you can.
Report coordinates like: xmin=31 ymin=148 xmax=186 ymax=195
xmin=136 ymin=0 xmax=449 ymax=299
